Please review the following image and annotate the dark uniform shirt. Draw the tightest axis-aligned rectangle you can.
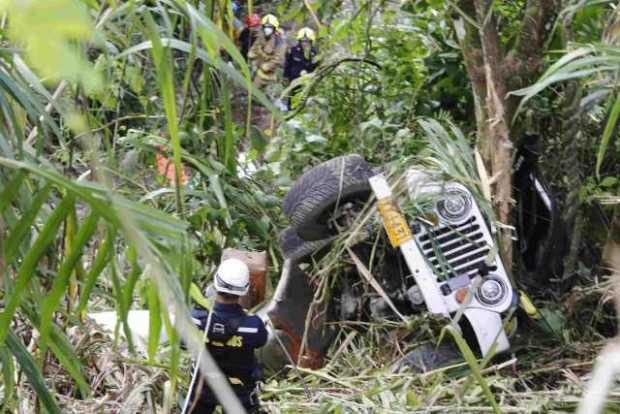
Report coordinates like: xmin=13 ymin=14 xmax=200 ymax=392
xmin=284 ymin=44 xmax=318 ymax=82
xmin=239 ymin=27 xmax=259 ymax=61
xmin=191 ymin=302 xmax=268 ymax=391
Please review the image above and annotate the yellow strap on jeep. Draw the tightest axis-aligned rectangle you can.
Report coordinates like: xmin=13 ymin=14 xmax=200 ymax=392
xmin=519 ymin=291 xmax=541 ymax=319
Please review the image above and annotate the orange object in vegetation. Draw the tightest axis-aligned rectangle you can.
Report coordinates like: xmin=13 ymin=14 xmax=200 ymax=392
xmin=155 ymin=145 xmax=188 ymax=187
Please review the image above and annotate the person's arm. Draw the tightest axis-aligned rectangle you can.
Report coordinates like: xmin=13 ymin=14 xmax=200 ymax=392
xmin=260 ymin=42 xmax=287 ymax=73
xmin=180 ymin=309 xmax=208 ymax=349
xmin=254 ymin=316 xmax=268 ymax=348
xmin=283 ymin=49 xmax=293 ymax=81
xmin=248 ymin=37 xmax=261 ymax=61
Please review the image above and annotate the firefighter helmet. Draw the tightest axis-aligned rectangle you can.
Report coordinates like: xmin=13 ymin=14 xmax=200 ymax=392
xmin=296 ymin=27 xmax=316 ymax=42
xmin=261 ymin=14 xmax=280 ymax=29
xmin=214 ymin=258 xmax=250 ymax=296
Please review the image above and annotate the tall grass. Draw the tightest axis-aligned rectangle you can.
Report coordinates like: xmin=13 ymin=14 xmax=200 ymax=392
xmin=0 ymin=0 xmax=276 ymax=412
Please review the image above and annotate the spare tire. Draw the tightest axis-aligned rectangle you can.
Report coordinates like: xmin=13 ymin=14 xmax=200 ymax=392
xmin=283 ymin=154 xmax=374 ymax=241
xmin=279 ymin=227 xmax=335 ymax=262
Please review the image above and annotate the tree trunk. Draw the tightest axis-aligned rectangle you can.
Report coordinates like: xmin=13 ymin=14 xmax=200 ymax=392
xmin=454 ymin=0 xmax=558 ymax=272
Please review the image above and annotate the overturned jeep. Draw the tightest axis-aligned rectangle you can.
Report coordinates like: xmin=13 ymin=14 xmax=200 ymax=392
xmin=259 ymin=154 xmax=524 ymax=372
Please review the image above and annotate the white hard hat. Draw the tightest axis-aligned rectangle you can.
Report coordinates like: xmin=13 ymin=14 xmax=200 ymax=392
xmin=214 ymin=258 xmax=250 ymax=296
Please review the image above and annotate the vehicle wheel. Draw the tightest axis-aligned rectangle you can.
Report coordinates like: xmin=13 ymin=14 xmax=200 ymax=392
xmin=278 ymin=227 xmax=335 ymax=262
xmin=283 ymin=154 xmax=374 ymax=241
xmin=391 ymin=342 xmax=462 ymax=373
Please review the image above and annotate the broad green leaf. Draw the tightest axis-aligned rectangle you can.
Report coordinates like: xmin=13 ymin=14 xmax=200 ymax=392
xmin=600 ymin=176 xmax=619 ymax=188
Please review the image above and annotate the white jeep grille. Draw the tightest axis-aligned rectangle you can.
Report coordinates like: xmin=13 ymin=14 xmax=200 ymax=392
xmin=406 ymin=171 xmax=512 ymax=313
xmin=417 ymin=216 xmax=497 ymax=280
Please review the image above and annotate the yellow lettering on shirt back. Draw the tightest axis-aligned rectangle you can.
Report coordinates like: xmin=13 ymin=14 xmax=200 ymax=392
xmin=226 ymin=335 xmax=243 ymax=347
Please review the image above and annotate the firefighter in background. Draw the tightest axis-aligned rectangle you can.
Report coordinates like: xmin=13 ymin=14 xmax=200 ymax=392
xmin=187 ymin=259 xmax=268 ymax=414
xmin=239 ymin=13 xmax=261 ymax=61
xmin=248 ymin=14 xmax=286 ymax=90
xmin=284 ymin=27 xmax=318 ymax=109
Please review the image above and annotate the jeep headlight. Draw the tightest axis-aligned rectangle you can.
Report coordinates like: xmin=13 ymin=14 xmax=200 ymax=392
xmin=436 ymin=189 xmax=471 ymax=222
xmin=477 ymin=276 xmax=507 ymax=306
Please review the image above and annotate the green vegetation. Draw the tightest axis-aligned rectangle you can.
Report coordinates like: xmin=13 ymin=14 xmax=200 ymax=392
xmin=0 ymin=0 xmax=618 ymax=413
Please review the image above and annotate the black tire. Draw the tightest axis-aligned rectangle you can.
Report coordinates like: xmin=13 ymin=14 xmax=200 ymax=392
xmin=278 ymin=227 xmax=334 ymax=262
xmin=391 ymin=342 xmax=462 ymax=373
xmin=283 ymin=154 xmax=374 ymax=241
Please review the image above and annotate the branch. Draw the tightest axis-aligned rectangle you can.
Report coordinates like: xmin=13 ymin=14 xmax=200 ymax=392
xmin=304 ymin=0 xmax=323 ymax=30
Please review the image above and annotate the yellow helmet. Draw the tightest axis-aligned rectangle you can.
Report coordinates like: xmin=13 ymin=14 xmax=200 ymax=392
xmin=296 ymin=27 xmax=316 ymax=42
xmin=261 ymin=14 xmax=280 ymax=29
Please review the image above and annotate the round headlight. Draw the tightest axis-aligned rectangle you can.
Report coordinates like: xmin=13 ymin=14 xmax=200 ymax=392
xmin=476 ymin=276 xmax=506 ymax=306
xmin=436 ymin=189 xmax=471 ymax=222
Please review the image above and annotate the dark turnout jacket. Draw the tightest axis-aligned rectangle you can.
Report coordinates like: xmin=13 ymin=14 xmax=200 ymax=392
xmin=191 ymin=301 xmax=268 ymax=391
xmin=284 ymin=44 xmax=318 ymax=82
xmin=239 ymin=27 xmax=259 ymax=61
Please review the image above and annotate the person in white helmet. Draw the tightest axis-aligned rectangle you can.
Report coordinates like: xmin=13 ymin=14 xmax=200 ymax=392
xmin=187 ymin=258 xmax=268 ymax=414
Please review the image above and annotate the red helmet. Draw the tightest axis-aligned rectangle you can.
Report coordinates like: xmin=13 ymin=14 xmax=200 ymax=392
xmin=245 ymin=14 xmax=261 ymax=28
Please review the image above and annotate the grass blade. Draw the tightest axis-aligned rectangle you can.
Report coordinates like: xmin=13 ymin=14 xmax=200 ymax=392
xmin=6 ymin=331 xmax=61 ymax=414
xmin=439 ymin=325 xmax=501 ymax=414
xmin=40 ymin=211 xmax=99 ymax=343
xmin=147 ymin=279 xmax=162 ymax=362
xmin=596 ymin=93 xmax=620 ymax=178
xmin=109 ymin=255 xmax=135 ymax=352
xmin=220 ymin=77 xmax=236 ymax=174
xmin=76 ymin=228 xmax=115 ymax=317
xmin=0 ymin=170 xmax=26 ymax=214
xmin=3 ymin=184 xmax=52 ymax=264
xmin=0 ymin=195 xmax=73 ymax=345
xmin=22 ymin=305 xmax=91 ymax=398
xmin=0 ymin=344 xmax=15 ymax=410
xmin=144 ymin=12 xmax=184 ymax=215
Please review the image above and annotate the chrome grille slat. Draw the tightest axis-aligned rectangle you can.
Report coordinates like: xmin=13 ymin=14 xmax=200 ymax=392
xmin=416 ymin=219 xmax=495 ymax=281
xmin=422 ymin=233 xmax=485 ymax=254
xmin=429 ymin=245 xmax=489 ymax=267
xmin=419 ymin=217 xmax=476 ymax=242
xmin=426 ymin=239 xmax=487 ymax=259
xmin=420 ymin=222 xmax=479 ymax=247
